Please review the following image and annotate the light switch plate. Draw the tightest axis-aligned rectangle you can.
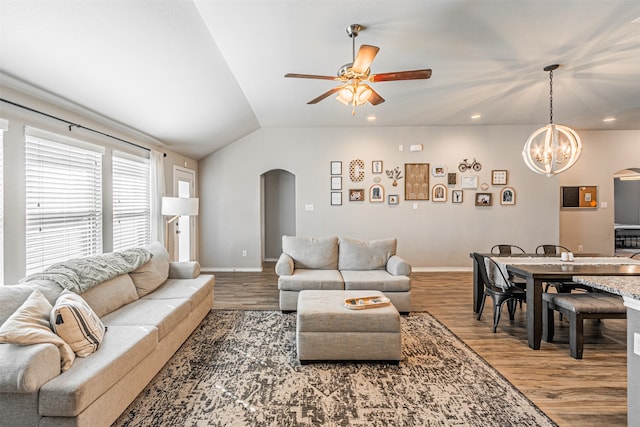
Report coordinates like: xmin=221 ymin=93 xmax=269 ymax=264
xmin=304 ymin=204 xmax=314 ymax=211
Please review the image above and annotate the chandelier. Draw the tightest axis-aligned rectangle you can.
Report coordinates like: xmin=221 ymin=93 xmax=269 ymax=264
xmin=522 ymin=64 xmax=582 ymax=177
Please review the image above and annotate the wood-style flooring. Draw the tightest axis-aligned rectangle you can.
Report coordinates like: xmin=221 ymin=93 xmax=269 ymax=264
xmin=211 ymin=265 xmax=627 ymax=427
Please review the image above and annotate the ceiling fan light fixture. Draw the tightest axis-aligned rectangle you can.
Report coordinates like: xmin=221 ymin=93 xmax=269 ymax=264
xmin=355 ymin=84 xmax=373 ymax=105
xmin=522 ymin=64 xmax=582 ymax=177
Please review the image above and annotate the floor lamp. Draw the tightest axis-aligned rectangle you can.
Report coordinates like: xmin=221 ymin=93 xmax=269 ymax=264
xmin=161 ymin=197 xmax=199 ymax=257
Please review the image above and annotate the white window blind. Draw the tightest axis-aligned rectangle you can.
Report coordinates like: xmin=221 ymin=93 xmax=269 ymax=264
xmin=0 ymin=118 xmax=7 ymax=285
xmin=25 ymin=128 xmax=103 ymax=274
xmin=112 ymin=151 xmax=150 ymax=251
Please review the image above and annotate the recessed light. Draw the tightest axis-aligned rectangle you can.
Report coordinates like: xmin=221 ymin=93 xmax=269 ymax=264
xmin=366 ymin=115 xmax=376 ymax=122
xmin=471 ymin=114 xmax=482 ymax=120
xmin=603 ymin=117 xmax=616 ymax=123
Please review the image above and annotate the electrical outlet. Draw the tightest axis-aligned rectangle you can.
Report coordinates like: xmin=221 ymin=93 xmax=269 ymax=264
xmin=242 ymin=250 xmax=247 ymax=257
xmin=635 ymin=333 xmax=640 ymax=356
xmin=578 ymin=245 xmax=584 ymax=252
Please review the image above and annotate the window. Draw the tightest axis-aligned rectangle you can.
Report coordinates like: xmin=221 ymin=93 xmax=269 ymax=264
xmin=112 ymin=151 xmax=150 ymax=251
xmin=0 ymin=118 xmax=7 ymax=285
xmin=25 ymin=127 xmax=103 ymax=274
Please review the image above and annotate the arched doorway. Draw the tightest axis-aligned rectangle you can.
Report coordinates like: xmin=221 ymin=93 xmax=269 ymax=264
xmin=262 ymin=169 xmax=296 ymax=261
xmin=613 ymin=167 xmax=640 ymax=256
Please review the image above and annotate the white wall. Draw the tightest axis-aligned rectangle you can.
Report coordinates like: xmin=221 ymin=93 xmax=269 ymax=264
xmin=199 ymin=125 xmax=571 ymax=270
xmin=0 ymin=86 xmax=197 ymax=284
xmin=559 ymin=131 xmax=640 ymax=255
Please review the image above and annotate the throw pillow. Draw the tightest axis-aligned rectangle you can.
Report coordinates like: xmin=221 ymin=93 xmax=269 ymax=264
xmin=129 ymin=241 xmax=170 ymax=297
xmin=0 ymin=289 xmax=75 ymax=372
xmin=51 ymin=290 xmax=106 ymax=357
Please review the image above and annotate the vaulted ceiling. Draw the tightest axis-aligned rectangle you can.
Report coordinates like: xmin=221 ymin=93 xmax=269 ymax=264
xmin=1 ymin=1 xmax=639 ymax=159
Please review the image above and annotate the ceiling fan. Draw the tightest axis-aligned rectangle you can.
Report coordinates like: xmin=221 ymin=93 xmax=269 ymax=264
xmin=284 ymin=24 xmax=432 ymax=114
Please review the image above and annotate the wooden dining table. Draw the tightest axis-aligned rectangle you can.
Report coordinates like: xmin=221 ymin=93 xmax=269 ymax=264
xmin=470 ymin=253 xmax=640 ymax=350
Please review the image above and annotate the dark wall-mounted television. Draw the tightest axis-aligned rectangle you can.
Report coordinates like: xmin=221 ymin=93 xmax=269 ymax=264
xmin=561 ymin=186 xmax=598 ymax=208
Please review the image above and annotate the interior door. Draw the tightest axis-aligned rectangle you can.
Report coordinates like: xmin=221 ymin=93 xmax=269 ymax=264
xmin=173 ymin=166 xmax=196 ymax=261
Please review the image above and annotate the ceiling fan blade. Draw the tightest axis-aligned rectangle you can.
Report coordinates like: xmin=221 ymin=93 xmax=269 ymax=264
xmin=285 ymin=73 xmax=337 ymax=81
xmin=371 ymin=69 xmax=432 ymax=82
xmin=351 ymin=45 xmax=380 ymax=74
xmin=307 ymin=87 xmax=342 ymax=104
xmin=368 ymin=88 xmax=385 ymax=105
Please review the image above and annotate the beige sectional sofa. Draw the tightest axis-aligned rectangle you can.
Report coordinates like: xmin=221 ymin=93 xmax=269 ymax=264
xmin=0 ymin=242 xmax=215 ymax=427
xmin=276 ymin=236 xmax=412 ymax=313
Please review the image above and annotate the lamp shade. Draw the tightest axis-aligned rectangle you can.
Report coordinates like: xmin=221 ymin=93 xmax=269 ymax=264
xmin=161 ymin=197 xmax=199 ymax=216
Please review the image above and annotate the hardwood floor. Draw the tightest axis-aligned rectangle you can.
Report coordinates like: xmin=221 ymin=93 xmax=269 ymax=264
xmin=211 ymin=266 xmax=627 ymax=427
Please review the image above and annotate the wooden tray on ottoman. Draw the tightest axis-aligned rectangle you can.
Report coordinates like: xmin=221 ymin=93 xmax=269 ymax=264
xmin=344 ymin=295 xmax=391 ymax=310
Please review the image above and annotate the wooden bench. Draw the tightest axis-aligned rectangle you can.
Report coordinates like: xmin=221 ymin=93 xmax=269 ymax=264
xmin=542 ymin=292 xmax=626 ymax=359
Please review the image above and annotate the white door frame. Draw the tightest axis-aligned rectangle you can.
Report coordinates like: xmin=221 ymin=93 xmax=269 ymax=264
xmin=172 ymin=166 xmax=197 ymax=261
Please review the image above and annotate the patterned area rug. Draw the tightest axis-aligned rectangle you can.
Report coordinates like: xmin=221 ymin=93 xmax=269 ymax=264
xmin=114 ymin=310 xmax=556 ymax=427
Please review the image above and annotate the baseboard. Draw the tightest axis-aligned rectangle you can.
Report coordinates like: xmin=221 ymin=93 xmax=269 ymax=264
xmin=412 ymin=266 xmax=473 ymax=272
xmin=201 ymin=267 xmax=264 ymax=273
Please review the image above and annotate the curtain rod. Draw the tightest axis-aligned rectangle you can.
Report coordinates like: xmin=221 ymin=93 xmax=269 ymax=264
xmin=0 ymin=97 xmax=166 ymax=156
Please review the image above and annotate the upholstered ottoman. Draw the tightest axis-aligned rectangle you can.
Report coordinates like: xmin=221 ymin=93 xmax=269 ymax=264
xmin=296 ymin=290 xmax=402 ymax=363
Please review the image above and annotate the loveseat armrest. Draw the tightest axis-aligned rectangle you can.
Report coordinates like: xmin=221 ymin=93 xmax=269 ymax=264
xmin=168 ymin=261 xmax=200 ymax=279
xmin=386 ymin=255 xmax=412 ymax=276
xmin=0 ymin=343 xmax=61 ymax=393
xmin=275 ymin=253 xmax=294 ymax=276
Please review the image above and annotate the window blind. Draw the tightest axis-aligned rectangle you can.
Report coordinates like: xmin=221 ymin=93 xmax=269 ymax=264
xmin=112 ymin=151 xmax=150 ymax=251
xmin=25 ymin=129 xmax=103 ymax=274
xmin=0 ymin=118 xmax=7 ymax=285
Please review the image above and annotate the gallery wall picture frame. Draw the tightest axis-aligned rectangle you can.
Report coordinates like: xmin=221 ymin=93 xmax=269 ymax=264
xmin=432 ymin=184 xmax=447 ymax=202
xmin=475 ymin=192 xmax=493 ymax=206
xmin=372 ymin=160 xmax=383 ymax=174
xmin=492 ymin=170 xmax=508 ymax=185
xmin=349 ymin=188 xmax=365 ymax=202
xmin=330 ymin=176 xmax=342 ymax=190
xmin=330 ymin=161 xmax=342 ymax=175
xmin=331 ymin=192 xmax=342 ymax=206
xmin=369 ymin=184 xmax=384 ymax=202
xmin=388 ymin=194 xmax=399 ymax=205
xmin=432 ymin=164 xmax=447 ymax=177
xmin=462 ymin=175 xmax=478 ymax=189
xmin=447 ymin=173 xmax=457 ymax=185
xmin=500 ymin=187 xmax=516 ymax=205
xmin=452 ymin=190 xmax=463 ymax=203
xmin=405 ymin=163 xmax=430 ymax=200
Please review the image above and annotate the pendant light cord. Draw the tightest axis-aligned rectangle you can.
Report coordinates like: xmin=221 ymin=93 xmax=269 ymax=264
xmin=549 ymin=69 xmax=553 ymax=124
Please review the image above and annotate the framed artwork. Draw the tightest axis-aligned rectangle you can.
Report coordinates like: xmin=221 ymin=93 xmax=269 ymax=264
xmin=405 ymin=163 xmax=429 ymax=200
xmin=475 ymin=192 xmax=493 ymax=206
xmin=330 ymin=161 xmax=342 ymax=175
xmin=349 ymin=188 xmax=365 ymax=202
xmin=452 ymin=190 xmax=463 ymax=203
xmin=330 ymin=176 xmax=342 ymax=190
xmin=431 ymin=164 xmax=447 ymax=177
xmin=372 ymin=160 xmax=383 ymax=174
xmin=331 ymin=192 xmax=342 ymax=206
xmin=370 ymin=184 xmax=384 ymax=202
xmin=462 ymin=175 xmax=478 ymax=189
xmin=432 ymin=184 xmax=447 ymax=202
xmin=492 ymin=170 xmax=508 ymax=185
xmin=388 ymin=194 xmax=399 ymax=205
xmin=500 ymin=187 xmax=516 ymax=205
xmin=447 ymin=173 xmax=457 ymax=185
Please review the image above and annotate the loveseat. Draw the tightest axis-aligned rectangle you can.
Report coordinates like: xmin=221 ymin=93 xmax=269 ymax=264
xmin=0 ymin=242 xmax=215 ymax=427
xmin=276 ymin=236 xmax=412 ymax=313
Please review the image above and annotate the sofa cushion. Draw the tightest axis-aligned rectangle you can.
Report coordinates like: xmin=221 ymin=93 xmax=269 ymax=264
xmin=0 ymin=290 xmax=75 ymax=371
xmin=101 ymin=297 xmax=191 ymax=340
xmin=143 ymin=275 xmax=214 ymax=310
xmin=129 ymin=241 xmax=170 ymax=297
xmin=168 ymin=261 xmax=200 ymax=279
xmin=341 ymin=270 xmax=411 ymax=292
xmin=80 ymin=274 xmax=139 ymax=317
xmin=0 ymin=343 xmax=61 ymax=393
xmin=39 ymin=325 xmax=158 ymax=417
xmin=338 ymin=238 xmax=397 ymax=270
xmin=278 ymin=269 xmax=344 ymax=291
xmin=282 ymin=235 xmax=339 ymax=270
xmin=51 ymin=290 xmax=107 ymax=357
xmin=0 ymin=284 xmax=35 ymax=326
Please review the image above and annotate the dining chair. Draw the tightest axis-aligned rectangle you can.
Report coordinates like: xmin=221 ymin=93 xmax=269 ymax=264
xmin=490 ymin=244 xmax=526 ymax=255
xmin=473 ymin=252 xmax=526 ymax=333
xmin=535 ymin=244 xmax=570 ymax=255
xmin=631 ymin=252 xmax=640 ymax=259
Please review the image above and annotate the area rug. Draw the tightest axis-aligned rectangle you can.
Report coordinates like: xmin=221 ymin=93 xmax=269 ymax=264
xmin=114 ymin=310 xmax=557 ymax=427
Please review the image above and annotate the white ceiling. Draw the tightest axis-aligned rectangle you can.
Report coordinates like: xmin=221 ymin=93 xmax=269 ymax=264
xmin=1 ymin=0 xmax=639 ymax=159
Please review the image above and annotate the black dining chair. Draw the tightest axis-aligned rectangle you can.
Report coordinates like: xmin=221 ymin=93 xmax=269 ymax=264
xmin=473 ymin=252 xmax=526 ymax=333
xmin=491 ymin=244 xmax=526 ymax=255
xmin=631 ymin=252 xmax=640 ymax=259
xmin=535 ymin=244 xmax=571 ymax=255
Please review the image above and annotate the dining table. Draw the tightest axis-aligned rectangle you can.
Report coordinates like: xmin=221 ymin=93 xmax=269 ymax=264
xmin=470 ymin=253 xmax=640 ymax=350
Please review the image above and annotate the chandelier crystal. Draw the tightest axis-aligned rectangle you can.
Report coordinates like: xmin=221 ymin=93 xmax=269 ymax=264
xmin=522 ymin=65 xmax=582 ymax=177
